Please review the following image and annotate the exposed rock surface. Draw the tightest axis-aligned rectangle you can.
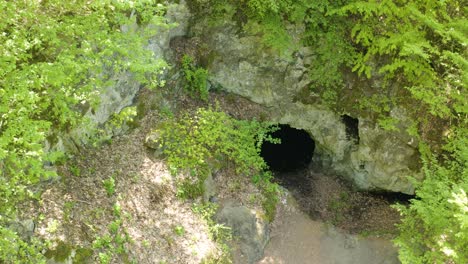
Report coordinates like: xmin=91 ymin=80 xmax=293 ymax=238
xmin=187 ymin=17 xmax=421 ymax=194
xmin=216 ymin=204 xmax=269 ymax=264
xmin=46 ymin=2 xmax=191 ymax=153
xmin=8 ymin=219 xmax=35 ymax=241
xmin=145 ymin=129 xmax=166 ymax=158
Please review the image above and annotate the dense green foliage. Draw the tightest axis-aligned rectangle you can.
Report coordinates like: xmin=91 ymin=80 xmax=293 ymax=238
xmin=156 ymin=108 xmax=277 ymax=175
xmin=394 ymin=125 xmax=468 ymax=263
xmin=336 ymin=0 xmax=467 ymax=118
xmin=182 ymin=55 xmax=209 ymax=101
xmin=154 ymin=108 xmax=280 ymax=219
xmin=190 ymin=0 xmax=467 ymax=262
xmin=0 ymin=0 xmax=169 ymax=262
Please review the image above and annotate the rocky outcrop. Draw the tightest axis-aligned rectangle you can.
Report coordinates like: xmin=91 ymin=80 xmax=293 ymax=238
xmin=46 ymin=2 xmax=191 ymax=153
xmin=188 ymin=18 xmax=421 ymax=194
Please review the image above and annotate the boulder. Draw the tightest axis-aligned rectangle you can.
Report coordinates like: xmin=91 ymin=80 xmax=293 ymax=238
xmin=144 ymin=130 xmax=165 ymax=158
xmin=9 ymin=219 xmax=35 ymax=241
xmin=216 ymin=205 xmax=269 ymax=264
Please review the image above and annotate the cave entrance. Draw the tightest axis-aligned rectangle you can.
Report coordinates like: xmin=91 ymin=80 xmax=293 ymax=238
xmin=260 ymin=124 xmax=315 ymax=173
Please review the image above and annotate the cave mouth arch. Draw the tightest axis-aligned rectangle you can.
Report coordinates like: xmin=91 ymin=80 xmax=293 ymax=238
xmin=260 ymin=124 xmax=315 ymax=173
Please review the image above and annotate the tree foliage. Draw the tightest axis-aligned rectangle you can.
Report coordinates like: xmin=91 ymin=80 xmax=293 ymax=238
xmin=336 ymin=0 xmax=467 ymax=118
xmin=0 ymin=0 xmax=169 ymax=262
xmin=395 ymin=125 xmax=468 ymax=263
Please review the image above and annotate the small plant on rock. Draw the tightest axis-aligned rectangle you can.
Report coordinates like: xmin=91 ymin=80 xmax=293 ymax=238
xmin=181 ymin=55 xmax=209 ymax=101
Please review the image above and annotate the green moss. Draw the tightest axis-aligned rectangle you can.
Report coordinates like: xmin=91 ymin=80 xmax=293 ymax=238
xmin=45 ymin=241 xmax=73 ymax=262
xmin=73 ymin=247 xmax=93 ymax=264
xmin=261 ymin=183 xmax=280 ymax=222
xmin=199 ymin=50 xmax=219 ymax=70
xmin=44 ymin=242 xmax=94 ymax=263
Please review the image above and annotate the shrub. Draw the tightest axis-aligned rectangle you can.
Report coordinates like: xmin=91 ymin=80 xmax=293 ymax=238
xmin=156 ymin=108 xmax=278 ymax=177
xmin=154 ymin=108 xmax=280 ymax=218
xmin=394 ymin=126 xmax=468 ymax=264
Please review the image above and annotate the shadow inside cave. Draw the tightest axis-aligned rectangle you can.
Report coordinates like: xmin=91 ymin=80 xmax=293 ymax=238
xmin=260 ymin=124 xmax=315 ymax=173
xmin=260 ymin=124 xmax=315 ymax=194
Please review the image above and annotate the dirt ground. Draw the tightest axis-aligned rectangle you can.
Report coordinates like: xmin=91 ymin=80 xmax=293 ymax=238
xmin=274 ymin=168 xmax=405 ymax=237
xmin=18 ymin=89 xmax=272 ymax=263
xmin=258 ymin=190 xmax=400 ymax=264
xmin=20 ymin=110 xmax=222 ymax=263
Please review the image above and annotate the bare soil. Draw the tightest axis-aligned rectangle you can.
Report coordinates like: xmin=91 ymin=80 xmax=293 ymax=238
xmin=274 ymin=168 xmax=403 ymax=237
xmin=258 ymin=191 xmax=400 ymax=264
xmin=21 ymin=110 xmax=223 ymax=263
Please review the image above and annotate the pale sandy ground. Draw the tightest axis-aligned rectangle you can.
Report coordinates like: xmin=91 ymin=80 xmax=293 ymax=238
xmin=258 ymin=193 xmax=400 ymax=264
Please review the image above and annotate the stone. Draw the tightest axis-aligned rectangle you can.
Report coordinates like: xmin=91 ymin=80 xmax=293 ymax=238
xmin=216 ymin=205 xmax=269 ymax=264
xmin=203 ymin=173 xmax=217 ymax=203
xmin=144 ymin=130 xmax=165 ymax=158
xmin=9 ymin=219 xmax=35 ymax=241
xmin=45 ymin=242 xmax=92 ymax=264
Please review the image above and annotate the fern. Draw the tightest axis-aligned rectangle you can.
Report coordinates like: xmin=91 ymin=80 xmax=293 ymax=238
xmin=339 ymin=0 xmax=466 ymax=118
xmin=394 ymin=126 xmax=468 ymax=263
xmin=182 ymin=55 xmax=210 ymax=101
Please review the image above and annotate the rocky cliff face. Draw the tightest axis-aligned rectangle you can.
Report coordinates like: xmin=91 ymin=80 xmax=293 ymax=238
xmin=187 ymin=17 xmax=421 ymax=194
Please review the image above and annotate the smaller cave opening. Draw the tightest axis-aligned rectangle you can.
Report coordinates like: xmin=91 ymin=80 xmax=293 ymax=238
xmin=370 ymin=191 xmax=416 ymax=205
xmin=260 ymin=124 xmax=315 ymax=173
xmin=341 ymin=114 xmax=360 ymax=144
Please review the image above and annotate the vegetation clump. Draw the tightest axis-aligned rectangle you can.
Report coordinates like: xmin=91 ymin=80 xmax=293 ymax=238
xmin=154 ymin=107 xmax=281 ymax=219
xmin=182 ymin=55 xmax=210 ymax=101
xmin=394 ymin=126 xmax=468 ymax=263
xmin=193 ymin=202 xmax=233 ymax=263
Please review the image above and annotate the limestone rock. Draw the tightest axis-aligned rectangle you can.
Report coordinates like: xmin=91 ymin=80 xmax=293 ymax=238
xmin=45 ymin=1 xmax=191 ymax=154
xmin=9 ymin=219 xmax=35 ymax=241
xmin=203 ymin=173 xmax=217 ymax=203
xmin=216 ymin=205 xmax=269 ymax=264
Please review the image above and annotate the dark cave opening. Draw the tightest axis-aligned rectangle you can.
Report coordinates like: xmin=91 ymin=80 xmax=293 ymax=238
xmin=260 ymin=124 xmax=315 ymax=173
xmin=370 ymin=191 xmax=416 ymax=204
xmin=341 ymin=115 xmax=360 ymax=144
